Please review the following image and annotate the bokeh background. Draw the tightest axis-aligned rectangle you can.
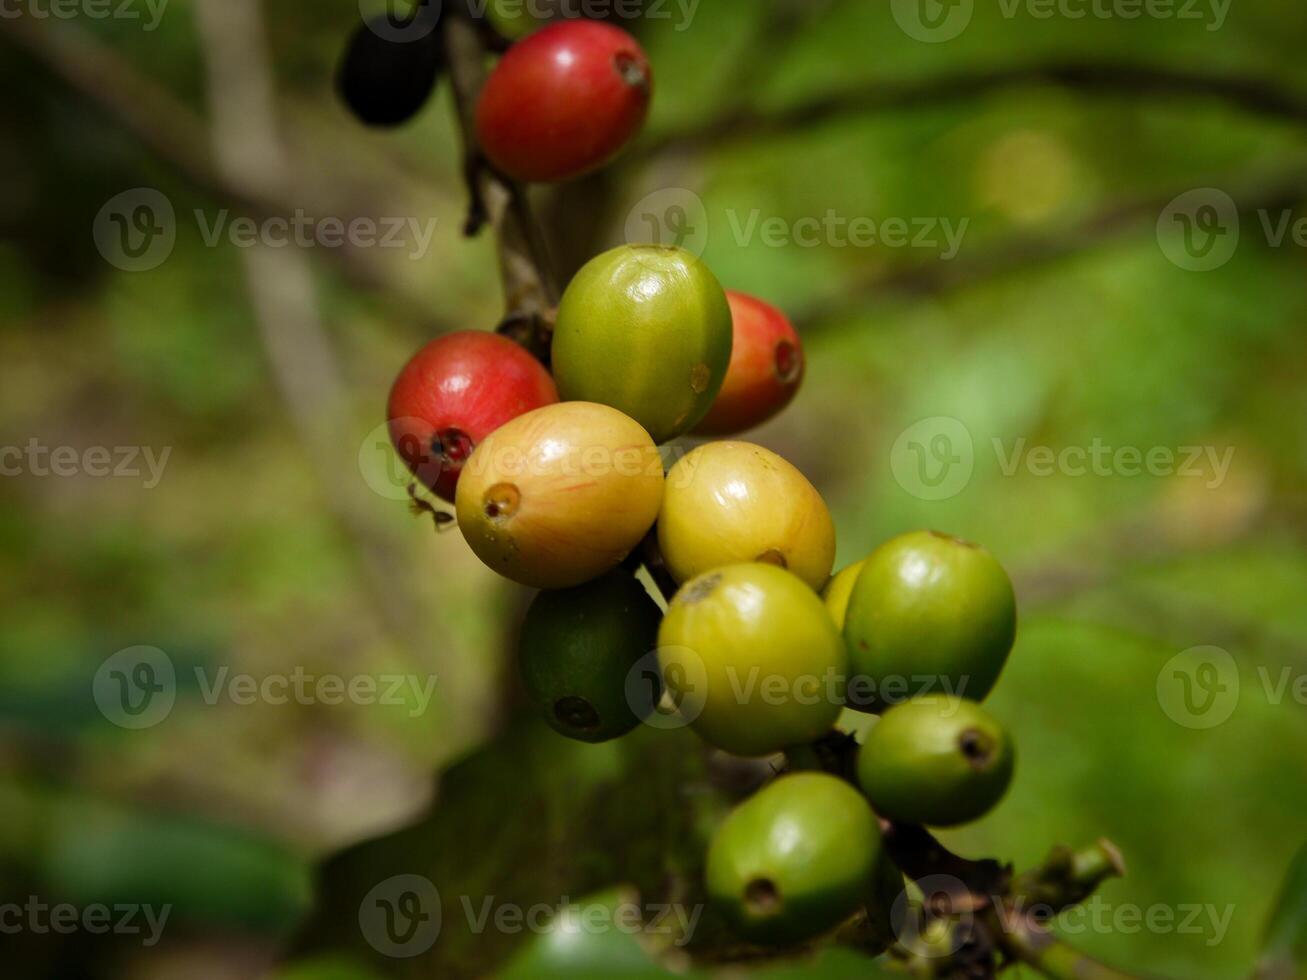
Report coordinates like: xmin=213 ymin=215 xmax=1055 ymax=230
xmin=2 ymin=0 xmax=1306 ymax=977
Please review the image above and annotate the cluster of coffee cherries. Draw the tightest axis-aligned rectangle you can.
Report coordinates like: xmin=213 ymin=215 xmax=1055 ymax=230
xmin=374 ymin=11 xmax=1021 ymax=954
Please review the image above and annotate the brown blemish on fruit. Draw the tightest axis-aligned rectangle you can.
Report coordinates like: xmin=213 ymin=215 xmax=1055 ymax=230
xmin=929 ymin=530 xmax=978 ymax=549
xmin=681 ymin=572 xmax=722 ymax=605
xmin=744 ymin=878 xmax=781 ymax=917
xmin=774 ymin=340 xmax=801 ymax=384
xmin=959 ymin=728 xmax=994 ymax=770
xmin=483 ymin=483 xmax=521 ymax=521
xmin=613 ymin=52 xmax=650 ymax=91
xmin=554 ymin=696 xmax=601 ymax=732
xmin=756 ymin=549 xmax=788 ymax=568
xmin=690 ymin=363 xmax=711 ymax=394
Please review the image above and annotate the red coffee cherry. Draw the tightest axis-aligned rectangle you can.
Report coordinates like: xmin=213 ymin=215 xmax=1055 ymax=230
xmin=387 ymin=331 xmax=558 ymax=502
xmin=694 ymin=291 xmax=805 ymax=436
xmin=475 ymin=20 xmax=652 ymax=183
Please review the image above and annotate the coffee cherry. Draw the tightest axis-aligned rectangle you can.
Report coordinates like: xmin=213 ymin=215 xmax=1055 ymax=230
xmin=857 ymin=695 xmax=1015 ymax=827
xmin=658 ymin=564 xmax=846 ymax=757
xmin=337 ymin=5 xmax=444 ymax=128
xmin=843 ymin=530 xmax=1015 ymax=712
xmin=476 ymin=20 xmax=652 ymax=183
xmin=658 ymin=442 xmax=836 ymax=591
xmin=454 ymin=402 xmax=664 ymax=588
xmin=822 ymin=560 xmax=865 ymax=631
xmin=387 ymin=331 xmax=559 ymax=502
xmin=518 ymin=570 xmax=662 ymax=743
xmin=552 ymin=245 xmax=733 ymax=444
xmin=706 ymin=773 xmax=881 ymax=946
xmin=694 ymin=291 xmax=804 ymax=436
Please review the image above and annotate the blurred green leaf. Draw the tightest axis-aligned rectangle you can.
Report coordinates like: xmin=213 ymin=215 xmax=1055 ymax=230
xmin=1257 ymin=842 xmax=1307 ymax=979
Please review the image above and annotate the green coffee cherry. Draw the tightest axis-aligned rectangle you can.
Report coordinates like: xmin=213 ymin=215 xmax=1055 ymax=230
xmin=658 ymin=563 xmax=847 ymax=758
xmin=857 ymin=695 xmax=1015 ymax=827
xmin=706 ymin=773 xmax=882 ymax=946
xmin=822 ymin=560 xmax=865 ymax=630
xmin=518 ymin=570 xmax=662 ymax=743
xmin=843 ymin=530 xmax=1015 ymax=712
xmin=551 ymin=245 xmax=733 ymax=444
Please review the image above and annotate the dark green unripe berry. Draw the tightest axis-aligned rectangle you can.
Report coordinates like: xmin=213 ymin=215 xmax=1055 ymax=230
xmin=843 ymin=530 xmax=1016 ymax=712
xmin=857 ymin=695 xmax=1014 ymax=827
xmin=518 ymin=570 xmax=662 ymax=743
xmin=706 ymin=773 xmax=882 ymax=947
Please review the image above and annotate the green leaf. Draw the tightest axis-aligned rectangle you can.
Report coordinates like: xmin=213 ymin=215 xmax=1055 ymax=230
xmin=297 ymin=717 xmax=740 ymax=978
xmin=1258 ymin=842 xmax=1307 ymax=979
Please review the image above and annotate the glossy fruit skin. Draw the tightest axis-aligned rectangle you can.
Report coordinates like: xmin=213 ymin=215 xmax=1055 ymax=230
xmin=454 ymin=402 xmax=664 ymax=588
xmin=476 ymin=20 xmax=652 ymax=183
xmin=706 ymin=773 xmax=882 ymax=946
xmin=658 ymin=564 xmax=846 ymax=757
xmin=387 ymin=331 xmax=559 ymax=502
xmin=695 ymin=292 xmax=804 ymax=435
xmin=822 ymin=560 xmax=866 ymax=631
xmin=337 ymin=7 xmax=444 ymax=127
xmin=843 ymin=530 xmax=1016 ymax=712
xmin=552 ymin=245 xmax=733 ymax=444
xmin=518 ymin=570 xmax=662 ymax=743
xmin=659 ymin=442 xmax=836 ymax=591
xmin=857 ymin=695 xmax=1015 ymax=827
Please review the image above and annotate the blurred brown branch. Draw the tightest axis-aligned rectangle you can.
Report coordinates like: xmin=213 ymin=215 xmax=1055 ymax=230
xmin=638 ymin=62 xmax=1307 ymax=159
xmin=191 ymin=0 xmax=444 ymax=691
xmin=442 ymin=0 xmax=558 ymax=321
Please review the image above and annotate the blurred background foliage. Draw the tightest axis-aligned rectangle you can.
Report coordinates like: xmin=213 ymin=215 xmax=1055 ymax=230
xmin=1 ymin=0 xmax=1306 ymax=977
